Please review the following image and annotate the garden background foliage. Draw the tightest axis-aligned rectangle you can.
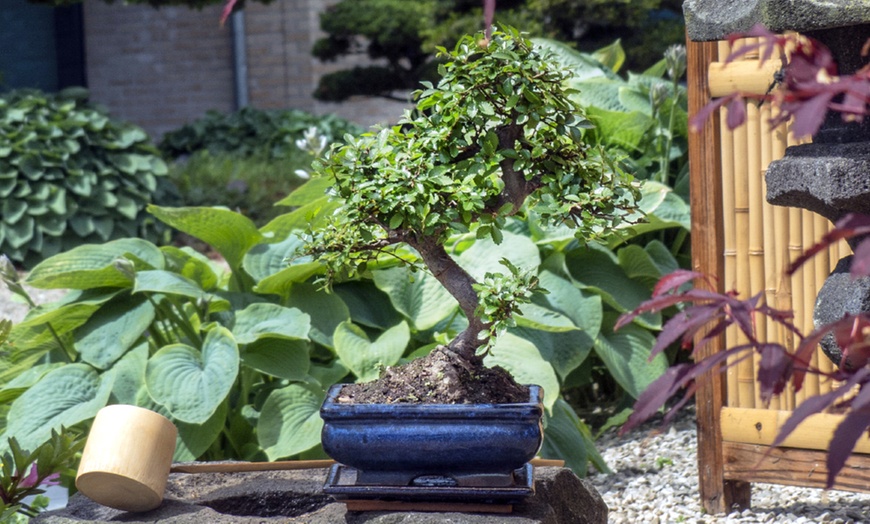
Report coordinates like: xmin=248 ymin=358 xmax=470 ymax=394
xmin=0 ymin=37 xmax=688 ymax=480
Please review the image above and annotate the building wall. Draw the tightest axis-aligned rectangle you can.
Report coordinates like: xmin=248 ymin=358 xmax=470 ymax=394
xmin=82 ymin=0 xmax=236 ymax=139
xmin=81 ymin=0 xmax=408 ymax=140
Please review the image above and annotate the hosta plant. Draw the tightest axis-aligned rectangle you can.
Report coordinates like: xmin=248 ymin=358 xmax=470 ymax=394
xmin=0 ymin=88 xmax=170 ymax=268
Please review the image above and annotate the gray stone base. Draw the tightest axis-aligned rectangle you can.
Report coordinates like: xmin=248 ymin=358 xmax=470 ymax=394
xmin=33 ymin=467 xmax=606 ymax=524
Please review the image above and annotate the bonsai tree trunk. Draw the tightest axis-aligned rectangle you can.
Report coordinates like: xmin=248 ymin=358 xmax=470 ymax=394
xmin=405 ymin=235 xmax=486 ymax=362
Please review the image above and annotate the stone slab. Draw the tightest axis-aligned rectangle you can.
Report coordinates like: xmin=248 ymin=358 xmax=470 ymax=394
xmin=33 ymin=467 xmax=606 ymax=524
xmin=684 ymin=0 xmax=870 ymax=41
xmin=765 ymin=142 xmax=870 ymax=227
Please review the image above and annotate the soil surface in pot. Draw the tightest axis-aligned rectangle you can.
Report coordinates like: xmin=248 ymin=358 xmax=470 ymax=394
xmin=337 ymin=346 xmax=529 ymax=404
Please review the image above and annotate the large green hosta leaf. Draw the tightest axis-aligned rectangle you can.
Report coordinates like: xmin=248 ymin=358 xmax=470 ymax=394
xmin=136 ymin=387 xmax=228 ymax=462
xmin=540 ymin=399 xmax=609 ymax=476
xmin=76 ymin=295 xmax=155 ymax=370
xmin=145 ymin=326 xmax=239 ymax=424
xmin=241 ymin=338 xmax=310 ymax=381
xmin=455 ymin=231 xmax=540 ymax=281
xmin=147 ymin=205 xmax=262 ymax=272
xmin=25 ymin=238 xmax=163 ymax=289
xmin=333 ymin=321 xmax=410 ymax=382
xmin=231 ymin=303 xmax=310 ymax=344
xmin=593 ymin=313 xmax=668 ymax=399
xmin=565 ymin=243 xmax=660 ymax=329
xmin=258 ymin=382 xmax=324 ymax=460
xmin=243 ymin=233 xmax=311 ymax=282
xmin=6 ymin=364 xmax=114 ymax=451
xmin=284 ymin=282 xmax=349 ymax=349
xmin=486 ymin=332 xmax=559 ymax=411
xmin=372 ymin=267 xmax=456 ymax=331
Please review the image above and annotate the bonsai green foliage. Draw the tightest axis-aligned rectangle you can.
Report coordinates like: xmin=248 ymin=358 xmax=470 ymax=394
xmin=307 ymin=28 xmax=638 ymax=358
xmin=0 ymin=429 xmax=83 ymax=519
xmin=0 ymin=88 xmax=170 ymax=268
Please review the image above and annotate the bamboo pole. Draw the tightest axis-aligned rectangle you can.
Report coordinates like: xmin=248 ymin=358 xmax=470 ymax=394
xmin=801 ymin=210 xmax=820 ymax=399
xmin=760 ymin=103 xmax=780 ymax=410
xmin=719 ymin=40 xmax=740 ymax=408
xmin=733 ymin=98 xmax=755 ymax=409
xmin=814 ymin=213 xmax=834 ymax=395
xmin=746 ymin=100 xmax=765 ymax=409
xmin=773 ymin=121 xmax=794 ymax=411
xmin=787 ymin=125 xmax=807 ymax=408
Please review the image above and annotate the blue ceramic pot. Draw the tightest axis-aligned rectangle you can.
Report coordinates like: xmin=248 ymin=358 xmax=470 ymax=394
xmin=320 ymin=384 xmax=544 ymax=481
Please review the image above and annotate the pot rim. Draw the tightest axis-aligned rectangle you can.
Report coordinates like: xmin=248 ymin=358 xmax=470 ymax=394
xmin=320 ymin=383 xmax=543 ymax=418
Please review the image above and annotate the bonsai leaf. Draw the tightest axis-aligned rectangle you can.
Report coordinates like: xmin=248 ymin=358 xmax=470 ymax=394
xmin=25 ymin=238 xmax=163 ymax=289
xmin=594 ymin=313 xmax=668 ymax=399
xmin=487 ymin=332 xmax=560 ymax=411
xmin=372 ymin=267 xmax=456 ymax=331
xmin=241 ymin=338 xmax=310 ymax=381
xmin=334 ymin=321 xmax=410 ymax=382
xmin=6 ymin=364 xmax=114 ymax=451
xmin=232 ymin=303 xmax=311 ymax=344
xmin=540 ymin=398 xmax=609 ymax=476
xmin=147 ymin=205 xmax=263 ymax=272
xmin=76 ymin=295 xmax=155 ymax=370
xmin=258 ymin=382 xmax=325 ymax=460
xmin=145 ymin=326 xmax=239 ymax=424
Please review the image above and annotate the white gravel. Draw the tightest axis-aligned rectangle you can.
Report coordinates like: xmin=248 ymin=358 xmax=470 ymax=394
xmin=3 ymin=279 xmax=870 ymax=521
xmin=589 ymin=409 xmax=870 ymax=523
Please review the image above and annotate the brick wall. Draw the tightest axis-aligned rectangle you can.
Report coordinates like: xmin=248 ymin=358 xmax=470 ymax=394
xmin=82 ymin=0 xmax=235 ymax=139
xmin=81 ymin=0 xmax=408 ymax=140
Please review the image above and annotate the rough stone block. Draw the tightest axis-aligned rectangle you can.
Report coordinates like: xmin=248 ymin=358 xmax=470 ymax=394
xmin=33 ymin=467 xmax=606 ymax=524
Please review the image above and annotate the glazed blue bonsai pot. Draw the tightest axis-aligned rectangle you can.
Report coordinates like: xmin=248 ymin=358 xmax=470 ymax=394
xmin=320 ymin=383 xmax=544 ymax=484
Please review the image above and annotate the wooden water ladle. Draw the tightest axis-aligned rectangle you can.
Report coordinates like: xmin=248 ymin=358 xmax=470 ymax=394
xmin=75 ymin=404 xmax=563 ymax=512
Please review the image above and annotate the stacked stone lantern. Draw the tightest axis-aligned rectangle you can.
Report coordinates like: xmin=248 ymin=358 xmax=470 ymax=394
xmin=684 ymin=0 xmax=870 ymax=364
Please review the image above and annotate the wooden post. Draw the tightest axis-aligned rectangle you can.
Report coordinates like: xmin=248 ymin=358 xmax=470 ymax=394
xmin=687 ymin=37 xmax=752 ymax=514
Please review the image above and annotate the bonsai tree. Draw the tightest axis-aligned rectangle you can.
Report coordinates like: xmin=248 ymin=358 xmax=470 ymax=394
xmin=305 ymin=27 xmax=638 ymax=401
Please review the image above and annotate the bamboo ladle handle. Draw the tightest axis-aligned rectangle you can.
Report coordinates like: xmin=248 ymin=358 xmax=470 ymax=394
xmin=169 ymin=457 xmax=564 ymax=474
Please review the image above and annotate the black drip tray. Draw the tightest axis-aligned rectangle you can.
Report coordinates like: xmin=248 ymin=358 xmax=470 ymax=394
xmin=323 ymin=463 xmax=534 ymax=503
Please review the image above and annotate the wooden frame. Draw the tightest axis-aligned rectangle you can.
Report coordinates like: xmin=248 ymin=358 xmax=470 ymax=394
xmin=688 ymin=36 xmax=870 ymax=514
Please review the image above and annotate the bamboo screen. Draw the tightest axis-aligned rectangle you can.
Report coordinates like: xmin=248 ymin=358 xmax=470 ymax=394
xmin=709 ymin=39 xmax=868 ymax=453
